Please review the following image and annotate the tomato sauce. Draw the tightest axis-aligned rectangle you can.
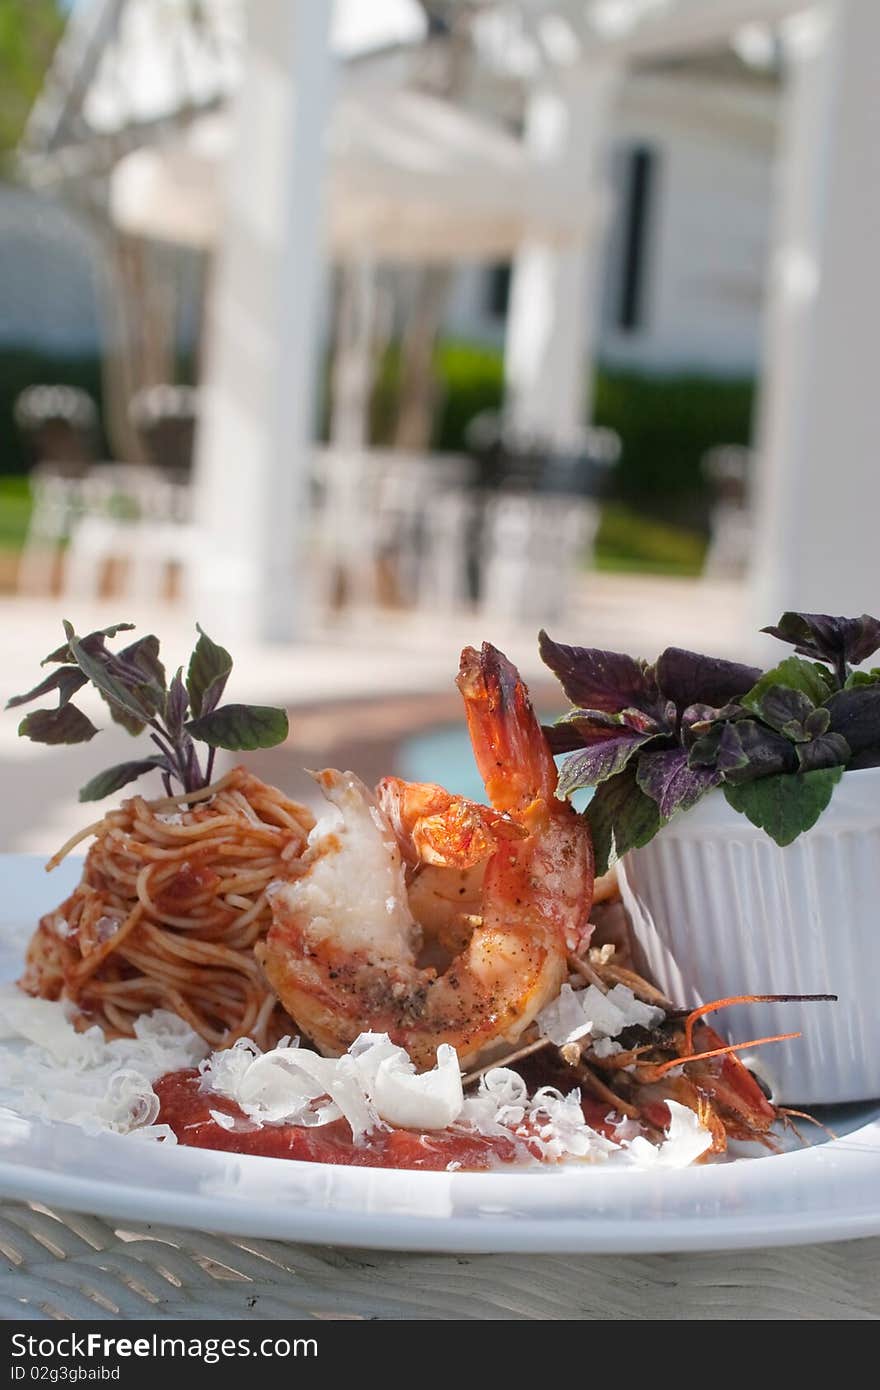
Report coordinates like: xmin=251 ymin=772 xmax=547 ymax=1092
xmin=156 ymin=1069 xmax=522 ymax=1170
xmin=155 ymin=1069 xmax=621 ymax=1171
xmin=153 ymin=861 xmax=221 ymax=911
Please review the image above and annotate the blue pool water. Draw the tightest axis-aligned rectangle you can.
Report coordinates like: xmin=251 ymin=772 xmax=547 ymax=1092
xmin=399 ymin=722 xmax=593 ymax=811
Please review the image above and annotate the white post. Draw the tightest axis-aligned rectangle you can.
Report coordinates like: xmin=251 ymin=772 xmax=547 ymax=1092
xmin=504 ymin=65 xmax=621 ymax=441
xmin=320 ymin=258 xmax=380 ymax=611
xmin=330 ymin=260 xmax=377 ymax=450
xmin=751 ymin=1 xmax=880 ymax=625
xmin=193 ymin=1 xmax=333 ymax=642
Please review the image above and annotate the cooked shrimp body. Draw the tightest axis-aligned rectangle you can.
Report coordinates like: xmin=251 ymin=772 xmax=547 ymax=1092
xmin=456 ymin=643 xmax=595 ymax=959
xmin=258 ymin=644 xmax=595 ymax=1070
xmin=377 ymin=776 xmax=523 ymax=869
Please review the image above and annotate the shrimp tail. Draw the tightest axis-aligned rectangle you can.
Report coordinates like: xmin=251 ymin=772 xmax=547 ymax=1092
xmin=457 ymin=643 xmax=557 ymax=814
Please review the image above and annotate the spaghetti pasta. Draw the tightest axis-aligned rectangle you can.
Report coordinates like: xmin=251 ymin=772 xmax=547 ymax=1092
xmin=21 ymin=768 xmax=314 ymax=1049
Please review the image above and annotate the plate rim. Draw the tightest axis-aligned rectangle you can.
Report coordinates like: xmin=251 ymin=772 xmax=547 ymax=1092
xmin=1 ymin=1112 xmax=880 ymax=1253
xmin=2 ymin=853 xmax=879 ymax=1255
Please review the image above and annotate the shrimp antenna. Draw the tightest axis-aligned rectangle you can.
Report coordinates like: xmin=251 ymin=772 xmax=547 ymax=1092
xmin=683 ymin=993 xmax=837 ymax=1054
xmin=650 ymin=1030 xmax=802 ymax=1080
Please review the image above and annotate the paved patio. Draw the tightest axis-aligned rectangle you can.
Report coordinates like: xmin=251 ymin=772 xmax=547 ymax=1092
xmin=0 ymin=573 xmax=749 ymax=854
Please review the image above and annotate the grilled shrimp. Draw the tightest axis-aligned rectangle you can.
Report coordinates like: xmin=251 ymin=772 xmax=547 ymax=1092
xmin=257 ymin=643 xmax=595 ymax=1070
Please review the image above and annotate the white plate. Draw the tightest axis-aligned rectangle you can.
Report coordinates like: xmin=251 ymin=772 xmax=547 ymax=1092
xmin=1 ymin=855 xmax=878 ymax=1254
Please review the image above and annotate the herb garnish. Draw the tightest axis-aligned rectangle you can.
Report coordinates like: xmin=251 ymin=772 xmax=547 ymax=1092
xmin=7 ymin=621 xmax=289 ymax=801
xmin=542 ymin=611 xmax=880 ymax=872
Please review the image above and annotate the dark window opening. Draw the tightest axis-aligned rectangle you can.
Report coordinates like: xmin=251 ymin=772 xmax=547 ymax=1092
xmin=618 ymin=145 xmax=656 ymax=332
xmin=486 ymin=262 xmax=512 ymax=319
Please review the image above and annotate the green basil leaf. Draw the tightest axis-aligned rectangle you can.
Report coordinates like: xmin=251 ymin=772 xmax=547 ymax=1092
xmin=585 ymin=765 xmax=665 ymax=876
xmin=803 ymin=706 xmax=831 ymax=739
xmin=741 ymin=657 xmax=834 ymax=717
xmin=78 ymin=757 xmax=169 ymax=802
xmin=186 ymin=626 xmax=233 ymax=718
xmin=844 ymin=668 xmax=880 ymax=689
xmin=18 ymin=705 xmax=99 ymax=746
xmin=755 ymin=685 xmax=815 ymax=738
xmin=723 ymin=765 xmax=844 ymax=847
xmin=184 ymin=703 xmax=288 ymax=751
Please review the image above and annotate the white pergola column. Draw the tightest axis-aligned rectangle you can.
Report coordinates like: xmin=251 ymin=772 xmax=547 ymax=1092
xmin=193 ymin=1 xmax=333 ymax=642
xmin=320 ymin=258 xmax=380 ymax=610
xmin=503 ymin=64 xmax=621 ymax=442
xmin=330 ymin=260 xmax=377 ymax=450
xmin=750 ymin=0 xmax=880 ymax=624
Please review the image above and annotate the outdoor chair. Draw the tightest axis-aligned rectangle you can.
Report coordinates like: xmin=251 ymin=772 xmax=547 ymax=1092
xmin=462 ymin=413 xmax=619 ymax=614
xmin=129 ymin=384 xmax=199 ymax=478
xmin=311 ymin=447 xmax=475 ymax=615
xmin=478 ymin=491 xmax=599 ymax=624
xmin=311 ymin=447 xmax=383 ymax=612
xmin=63 ymin=463 xmax=196 ymax=603
xmin=17 ymin=462 xmax=89 ymax=597
xmin=14 ymin=386 xmax=100 ymax=595
xmin=416 ymin=488 xmax=478 ymax=615
xmin=464 ymin=412 xmax=621 ymax=499
xmin=55 ymin=380 xmax=199 ymax=603
xmin=13 ymin=385 xmax=98 ymax=472
xmin=373 ymin=452 xmax=473 ymax=609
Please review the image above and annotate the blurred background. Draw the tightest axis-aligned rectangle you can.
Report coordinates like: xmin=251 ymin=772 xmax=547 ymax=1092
xmin=0 ymin=0 xmax=876 ymax=850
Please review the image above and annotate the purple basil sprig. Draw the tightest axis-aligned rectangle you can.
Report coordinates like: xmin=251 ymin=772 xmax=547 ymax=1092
xmin=7 ymin=621 xmax=289 ymax=801
xmin=761 ymin=612 xmax=880 ymax=687
xmin=542 ymin=610 xmax=880 ymax=872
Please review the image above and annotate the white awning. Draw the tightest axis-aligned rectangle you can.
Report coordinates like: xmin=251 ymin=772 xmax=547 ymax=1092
xmin=109 ymin=89 xmax=590 ymax=262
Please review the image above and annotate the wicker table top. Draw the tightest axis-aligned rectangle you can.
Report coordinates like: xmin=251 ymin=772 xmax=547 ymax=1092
xmin=2 ymin=1202 xmax=878 ymax=1320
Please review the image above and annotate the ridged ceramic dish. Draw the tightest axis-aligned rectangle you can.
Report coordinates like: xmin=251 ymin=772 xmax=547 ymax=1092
xmin=618 ymin=765 xmax=880 ymax=1105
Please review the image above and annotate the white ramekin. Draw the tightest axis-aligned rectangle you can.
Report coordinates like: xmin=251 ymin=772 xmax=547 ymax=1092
xmin=617 ymin=765 xmax=880 ymax=1105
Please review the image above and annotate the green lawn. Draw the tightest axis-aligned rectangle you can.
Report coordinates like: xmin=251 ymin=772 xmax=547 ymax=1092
xmin=593 ymin=502 xmax=707 ymax=576
xmin=0 ymin=475 xmax=30 ymax=549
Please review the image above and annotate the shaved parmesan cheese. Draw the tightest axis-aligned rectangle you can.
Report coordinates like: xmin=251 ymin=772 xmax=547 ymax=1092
xmin=0 ymin=982 xmax=206 ymax=1137
xmin=200 ymin=1031 xmax=463 ymax=1139
xmin=48 ymin=912 xmax=73 ymax=939
xmin=622 ymin=1099 xmax=714 ymax=1169
xmin=208 ymin=1109 xmax=238 ymax=1131
xmin=0 ymin=985 xmax=713 ymax=1168
xmin=538 ymin=983 xmax=664 ymax=1047
xmin=461 ymin=1070 xmax=618 ymax=1163
xmin=368 ymin=1039 xmax=462 ymax=1130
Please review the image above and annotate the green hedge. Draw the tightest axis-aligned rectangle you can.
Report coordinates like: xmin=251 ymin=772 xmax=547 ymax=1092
xmin=370 ymin=342 xmax=503 ymax=451
xmin=0 ymin=342 xmax=754 ymax=523
xmin=372 ymin=342 xmax=754 ymax=522
xmin=593 ymin=370 xmax=755 ymax=520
